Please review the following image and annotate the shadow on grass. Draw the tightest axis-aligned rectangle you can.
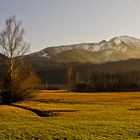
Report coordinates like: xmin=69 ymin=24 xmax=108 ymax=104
xmin=128 ymin=108 xmax=140 ymax=111
xmin=32 ymin=99 xmax=81 ymax=104
xmin=11 ymin=104 xmax=79 ymax=117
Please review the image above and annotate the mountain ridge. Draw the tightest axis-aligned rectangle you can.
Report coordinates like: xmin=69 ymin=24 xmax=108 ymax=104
xmin=28 ymin=35 xmax=140 ymax=63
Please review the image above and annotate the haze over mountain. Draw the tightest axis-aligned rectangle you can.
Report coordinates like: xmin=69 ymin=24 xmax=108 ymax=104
xmin=29 ymin=35 xmax=140 ymax=64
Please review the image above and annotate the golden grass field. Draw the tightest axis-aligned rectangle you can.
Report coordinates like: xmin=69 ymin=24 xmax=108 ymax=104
xmin=0 ymin=90 xmax=140 ymax=140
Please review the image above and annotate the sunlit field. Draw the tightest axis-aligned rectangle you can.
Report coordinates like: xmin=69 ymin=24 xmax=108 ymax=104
xmin=0 ymin=91 xmax=140 ymax=140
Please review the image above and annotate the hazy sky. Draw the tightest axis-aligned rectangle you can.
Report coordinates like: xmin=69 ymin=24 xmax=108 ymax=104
xmin=0 ymin=0 xmax=140 ymax=52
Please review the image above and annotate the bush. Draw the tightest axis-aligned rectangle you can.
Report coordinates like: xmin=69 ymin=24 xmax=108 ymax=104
xmin=0 ymin=59 xmax=40 ymax=104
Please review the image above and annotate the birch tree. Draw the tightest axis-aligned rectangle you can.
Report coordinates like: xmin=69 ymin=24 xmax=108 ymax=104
xmin=0 ymin=16 xmax=40 ymax=104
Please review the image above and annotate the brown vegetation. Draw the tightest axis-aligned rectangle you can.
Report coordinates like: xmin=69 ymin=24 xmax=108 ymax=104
xmin=34 ymin=90 xmax=140 ymax=104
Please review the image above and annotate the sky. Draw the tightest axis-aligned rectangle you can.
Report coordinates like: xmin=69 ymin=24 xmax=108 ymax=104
xmin=0 ymin=0 xmax=140 ymax=52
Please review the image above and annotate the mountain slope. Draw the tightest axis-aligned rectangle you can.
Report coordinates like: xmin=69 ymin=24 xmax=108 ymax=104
xmin=29 ymin=35 xmax=140 ymax=63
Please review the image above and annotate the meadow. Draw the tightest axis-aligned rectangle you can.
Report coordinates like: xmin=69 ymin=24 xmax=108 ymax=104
xmin=0 ymin=90 xmax=140 ymax=140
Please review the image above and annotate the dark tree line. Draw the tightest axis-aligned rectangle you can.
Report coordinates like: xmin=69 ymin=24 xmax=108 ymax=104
xmin=73 ymin=70 xmax=140 ymax=92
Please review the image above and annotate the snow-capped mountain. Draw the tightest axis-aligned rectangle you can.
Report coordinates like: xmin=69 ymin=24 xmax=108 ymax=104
xmin=29 ymin=36 xmax=140 ymax=63
xmin=30 ymin=40 xmax=107 ymax=58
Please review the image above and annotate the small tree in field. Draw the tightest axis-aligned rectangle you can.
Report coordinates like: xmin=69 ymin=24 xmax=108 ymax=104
xmin=0 ymin=16 xmax=40 ymax=104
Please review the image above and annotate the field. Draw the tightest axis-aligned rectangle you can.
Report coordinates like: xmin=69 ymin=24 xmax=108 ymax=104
xmin=0 ymin=91 xmax=140 ymax=140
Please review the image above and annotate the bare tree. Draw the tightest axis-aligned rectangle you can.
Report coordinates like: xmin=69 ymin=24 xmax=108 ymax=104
xmin=66 ymin=64 xmax=73 ymax=90
xmin=0 ymin=16 xmax=40 ymax=104
xmin=85 ymin=69 xmax=92 ymax=84
xmin=75 ymin=71 xmax=81 ymax=84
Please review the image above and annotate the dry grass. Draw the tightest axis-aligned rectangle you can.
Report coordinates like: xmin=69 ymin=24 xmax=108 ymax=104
xmin=1 ymin=90 xmax=140 ymax=139
xmin=34 ymin=90 xmax=140 ymax=104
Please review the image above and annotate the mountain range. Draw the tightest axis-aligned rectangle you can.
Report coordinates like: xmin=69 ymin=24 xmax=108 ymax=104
xmin=28 ymin=35 xmax=140 ymax=63
xmin=25 ymin=35 xmax=140 ymax=86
